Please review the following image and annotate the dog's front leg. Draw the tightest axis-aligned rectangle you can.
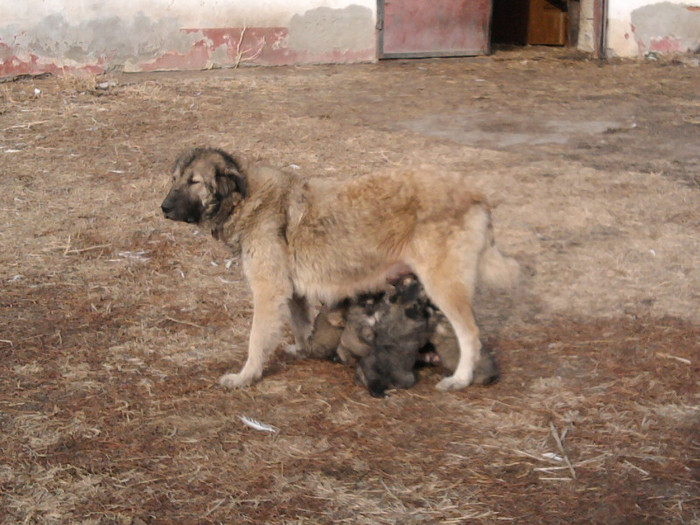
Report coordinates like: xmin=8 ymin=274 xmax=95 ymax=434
xmin=286 ymin=293 xmax=312 ymax=357
xmin=219 ymin=286 xmax=290 ymax=388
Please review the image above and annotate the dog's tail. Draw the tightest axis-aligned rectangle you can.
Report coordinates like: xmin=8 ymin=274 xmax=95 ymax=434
xmin=477 ymin=206 xmax=519 ymax=289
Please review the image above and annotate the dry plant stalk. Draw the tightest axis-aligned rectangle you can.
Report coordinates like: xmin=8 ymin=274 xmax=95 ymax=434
xmin=234 ymin=25 xmax=266 ymax=68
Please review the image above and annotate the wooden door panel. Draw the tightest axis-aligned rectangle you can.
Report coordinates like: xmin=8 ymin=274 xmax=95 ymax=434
xmin=527 ymin=0 xmax=568 ymax=45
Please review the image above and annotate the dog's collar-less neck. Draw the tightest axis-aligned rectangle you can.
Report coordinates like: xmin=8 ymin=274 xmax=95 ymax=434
xmin=208 ymin=193 xmax=240 ymax=240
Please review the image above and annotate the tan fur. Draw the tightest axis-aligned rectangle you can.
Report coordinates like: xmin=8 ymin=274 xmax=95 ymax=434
xmin=161 ymin=148 xmax=519 ymax=391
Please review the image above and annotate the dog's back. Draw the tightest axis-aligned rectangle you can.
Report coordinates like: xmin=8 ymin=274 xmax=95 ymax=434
xmin=285 ymin=168 xmax=495 ymax=303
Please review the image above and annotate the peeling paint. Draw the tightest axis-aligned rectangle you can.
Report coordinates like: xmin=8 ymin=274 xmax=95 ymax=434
xmin=649 ymin=35 xmax=683 ymax=52
xmin=0 ymin=13 xmax=200 ymax=75
xmin=631 ymin=2 xmax=700 ymax=55
xmin=0 ymin=3 xmax=376 ymax=77
xmin=130 ymin=27 xmax=282 ymax=72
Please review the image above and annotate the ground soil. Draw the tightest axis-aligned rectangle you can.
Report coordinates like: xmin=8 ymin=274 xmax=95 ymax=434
xmin=1 ymin=47 xmax=699 ymax=524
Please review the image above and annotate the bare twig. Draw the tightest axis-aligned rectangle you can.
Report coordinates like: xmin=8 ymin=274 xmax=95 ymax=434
xmin=656 ymin=352 xmax=691 ymax=365
xmin=3 ymin=120 xmax=51 ymax=131
xmin=163 ymin=316 xmax=203 ymax=329
xmin=622 ymin=459 xmax=651 ymax=477
xmin=549 ymin=422 xmax=576 ymax=479
xmin=64 ymin=244 xmax=112 ymax=255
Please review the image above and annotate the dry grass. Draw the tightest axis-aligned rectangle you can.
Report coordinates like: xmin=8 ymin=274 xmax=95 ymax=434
xmin=1 ymin=48 xmax=699 ymax=524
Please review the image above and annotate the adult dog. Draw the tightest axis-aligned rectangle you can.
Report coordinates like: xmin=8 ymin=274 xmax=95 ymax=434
xmin=161 ymin=148 xmax=518 ymax=391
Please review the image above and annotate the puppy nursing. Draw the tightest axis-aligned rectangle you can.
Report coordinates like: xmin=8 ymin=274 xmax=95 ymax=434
xmin=308 ymin=275 xmax=500 ymax=397
xmin=161 ymin=148 xmax=518 ymax=392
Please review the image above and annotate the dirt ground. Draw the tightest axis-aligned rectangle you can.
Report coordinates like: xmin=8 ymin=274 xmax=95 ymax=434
xmin=1 ymin=47 xmax=699 ymax=524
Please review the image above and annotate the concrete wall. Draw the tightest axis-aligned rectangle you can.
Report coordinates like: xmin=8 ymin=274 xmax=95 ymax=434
xmin=0 ymin=0 xmax=376 ymax=76
xmin=578 ymin=0 xmax=597 ymax=53
xmin=607 ymin=0 xmax=700 ymax=56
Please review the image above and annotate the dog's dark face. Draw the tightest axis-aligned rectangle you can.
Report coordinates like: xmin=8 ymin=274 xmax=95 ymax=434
xmin=161 ymin=148 xmax=246 ymax=224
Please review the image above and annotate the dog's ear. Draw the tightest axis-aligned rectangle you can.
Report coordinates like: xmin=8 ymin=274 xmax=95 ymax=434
xmin=214 ymin=152 xmax=248 ymax=198
xmin=214 ymin=165 xmax=246 ymax=198
xmin=389 ymin=280 xmax=421 ymax=304
xmin=404 ymin=304 xmax=424 ymax=320
xmin=225 ymin=165 xmax=248 ymax=198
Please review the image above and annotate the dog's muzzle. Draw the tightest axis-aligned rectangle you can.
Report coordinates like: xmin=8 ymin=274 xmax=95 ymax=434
xmin=160 ymin=199 xmax=179 ymax=221
xmin=161 ymin=199 xmax=174 ymax=218
xmin=160 ymin=195 xmax=202 ymax=223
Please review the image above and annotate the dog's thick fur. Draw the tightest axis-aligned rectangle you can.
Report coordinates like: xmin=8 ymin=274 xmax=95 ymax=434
xmin=161 ymin=148 xmax=519 ymax=391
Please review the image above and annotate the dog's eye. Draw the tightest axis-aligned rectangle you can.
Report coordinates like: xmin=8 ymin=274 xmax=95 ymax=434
xmin=188 ymin=178 xmax=201 ymax=186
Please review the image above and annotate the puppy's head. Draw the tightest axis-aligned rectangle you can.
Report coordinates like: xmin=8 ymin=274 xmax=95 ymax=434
xmin=356 ymin=353 xmax=393 ymax=398
xmin=357 ymin=349 xmax=417 ymax=398
xmin=161 ymin=148 xmax=247 ymax=225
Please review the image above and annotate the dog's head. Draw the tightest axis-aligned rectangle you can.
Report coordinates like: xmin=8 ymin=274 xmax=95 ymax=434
xmin=161 ymin=148 xmax=247 ymax=225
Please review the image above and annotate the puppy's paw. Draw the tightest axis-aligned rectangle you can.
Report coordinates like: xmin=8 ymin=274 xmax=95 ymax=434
xmin=435 ymin=374 xmax=472 ymax=392
xmin=473 ymin=351 xmax=499 ymax=386
xmin=219 ymin=372 xmax=259 ymax=388
xmin=284 ymin=343 xmax=303 ymax=357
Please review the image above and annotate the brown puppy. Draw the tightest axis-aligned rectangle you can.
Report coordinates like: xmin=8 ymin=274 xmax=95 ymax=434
xmin=307 ymin=293 xmax=382 ymax=364
xmin=161 ymin=148 xmax=518 ymax=391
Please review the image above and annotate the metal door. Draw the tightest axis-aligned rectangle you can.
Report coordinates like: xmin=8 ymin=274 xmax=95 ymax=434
xmin=378 ymin=0 xmax=492 ymax=58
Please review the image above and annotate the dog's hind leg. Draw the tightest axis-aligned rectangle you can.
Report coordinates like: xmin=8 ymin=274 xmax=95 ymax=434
xmin=410 ymin=247 xmax=481 ymax=391
xmin=424 ymin=280 xmax=481 ymax=391
xmin=219 ymin=286 xmax=290 ymax=388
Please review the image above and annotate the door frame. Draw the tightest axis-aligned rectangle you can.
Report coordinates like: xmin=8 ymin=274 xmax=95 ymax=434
xmin=376 ymin=0 xmax=388 ymax=58
xmin=593 ymin=0 xmax=608 ymax=58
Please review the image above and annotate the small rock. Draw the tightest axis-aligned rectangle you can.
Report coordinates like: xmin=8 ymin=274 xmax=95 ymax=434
xmin=96 ymin=81 xmax=117 ymax=90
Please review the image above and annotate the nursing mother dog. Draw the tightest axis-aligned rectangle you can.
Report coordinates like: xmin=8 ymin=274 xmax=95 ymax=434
xmin=160 ymin=148 xmax=519 ymax=391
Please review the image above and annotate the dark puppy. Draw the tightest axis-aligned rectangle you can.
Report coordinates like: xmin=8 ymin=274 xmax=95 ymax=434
xmin=355 ymin=276 xmax=433 ymax=397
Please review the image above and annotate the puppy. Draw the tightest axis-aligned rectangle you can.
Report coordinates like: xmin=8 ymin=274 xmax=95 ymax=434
xmin=355 ymin=276 xmax=433 ymax=397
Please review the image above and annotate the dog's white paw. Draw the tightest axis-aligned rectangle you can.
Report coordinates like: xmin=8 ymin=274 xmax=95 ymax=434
xmin=435 ymin=374 xmax=473 ymax=392
xmin=219 ymin=372 xmax=258 ymax=388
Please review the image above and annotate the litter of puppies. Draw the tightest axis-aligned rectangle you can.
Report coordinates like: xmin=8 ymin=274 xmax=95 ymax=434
xmin=306 ymin=274 xmax=499 ymax=397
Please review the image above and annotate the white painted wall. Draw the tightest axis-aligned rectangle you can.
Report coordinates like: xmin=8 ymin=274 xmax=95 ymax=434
xmin=606 ymin=0 xmax=700 ymax=56
xmin=0 ymin=0 xmax=376 ymax=28
xmin=0 ymin=0 xmax=377 ymax=75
